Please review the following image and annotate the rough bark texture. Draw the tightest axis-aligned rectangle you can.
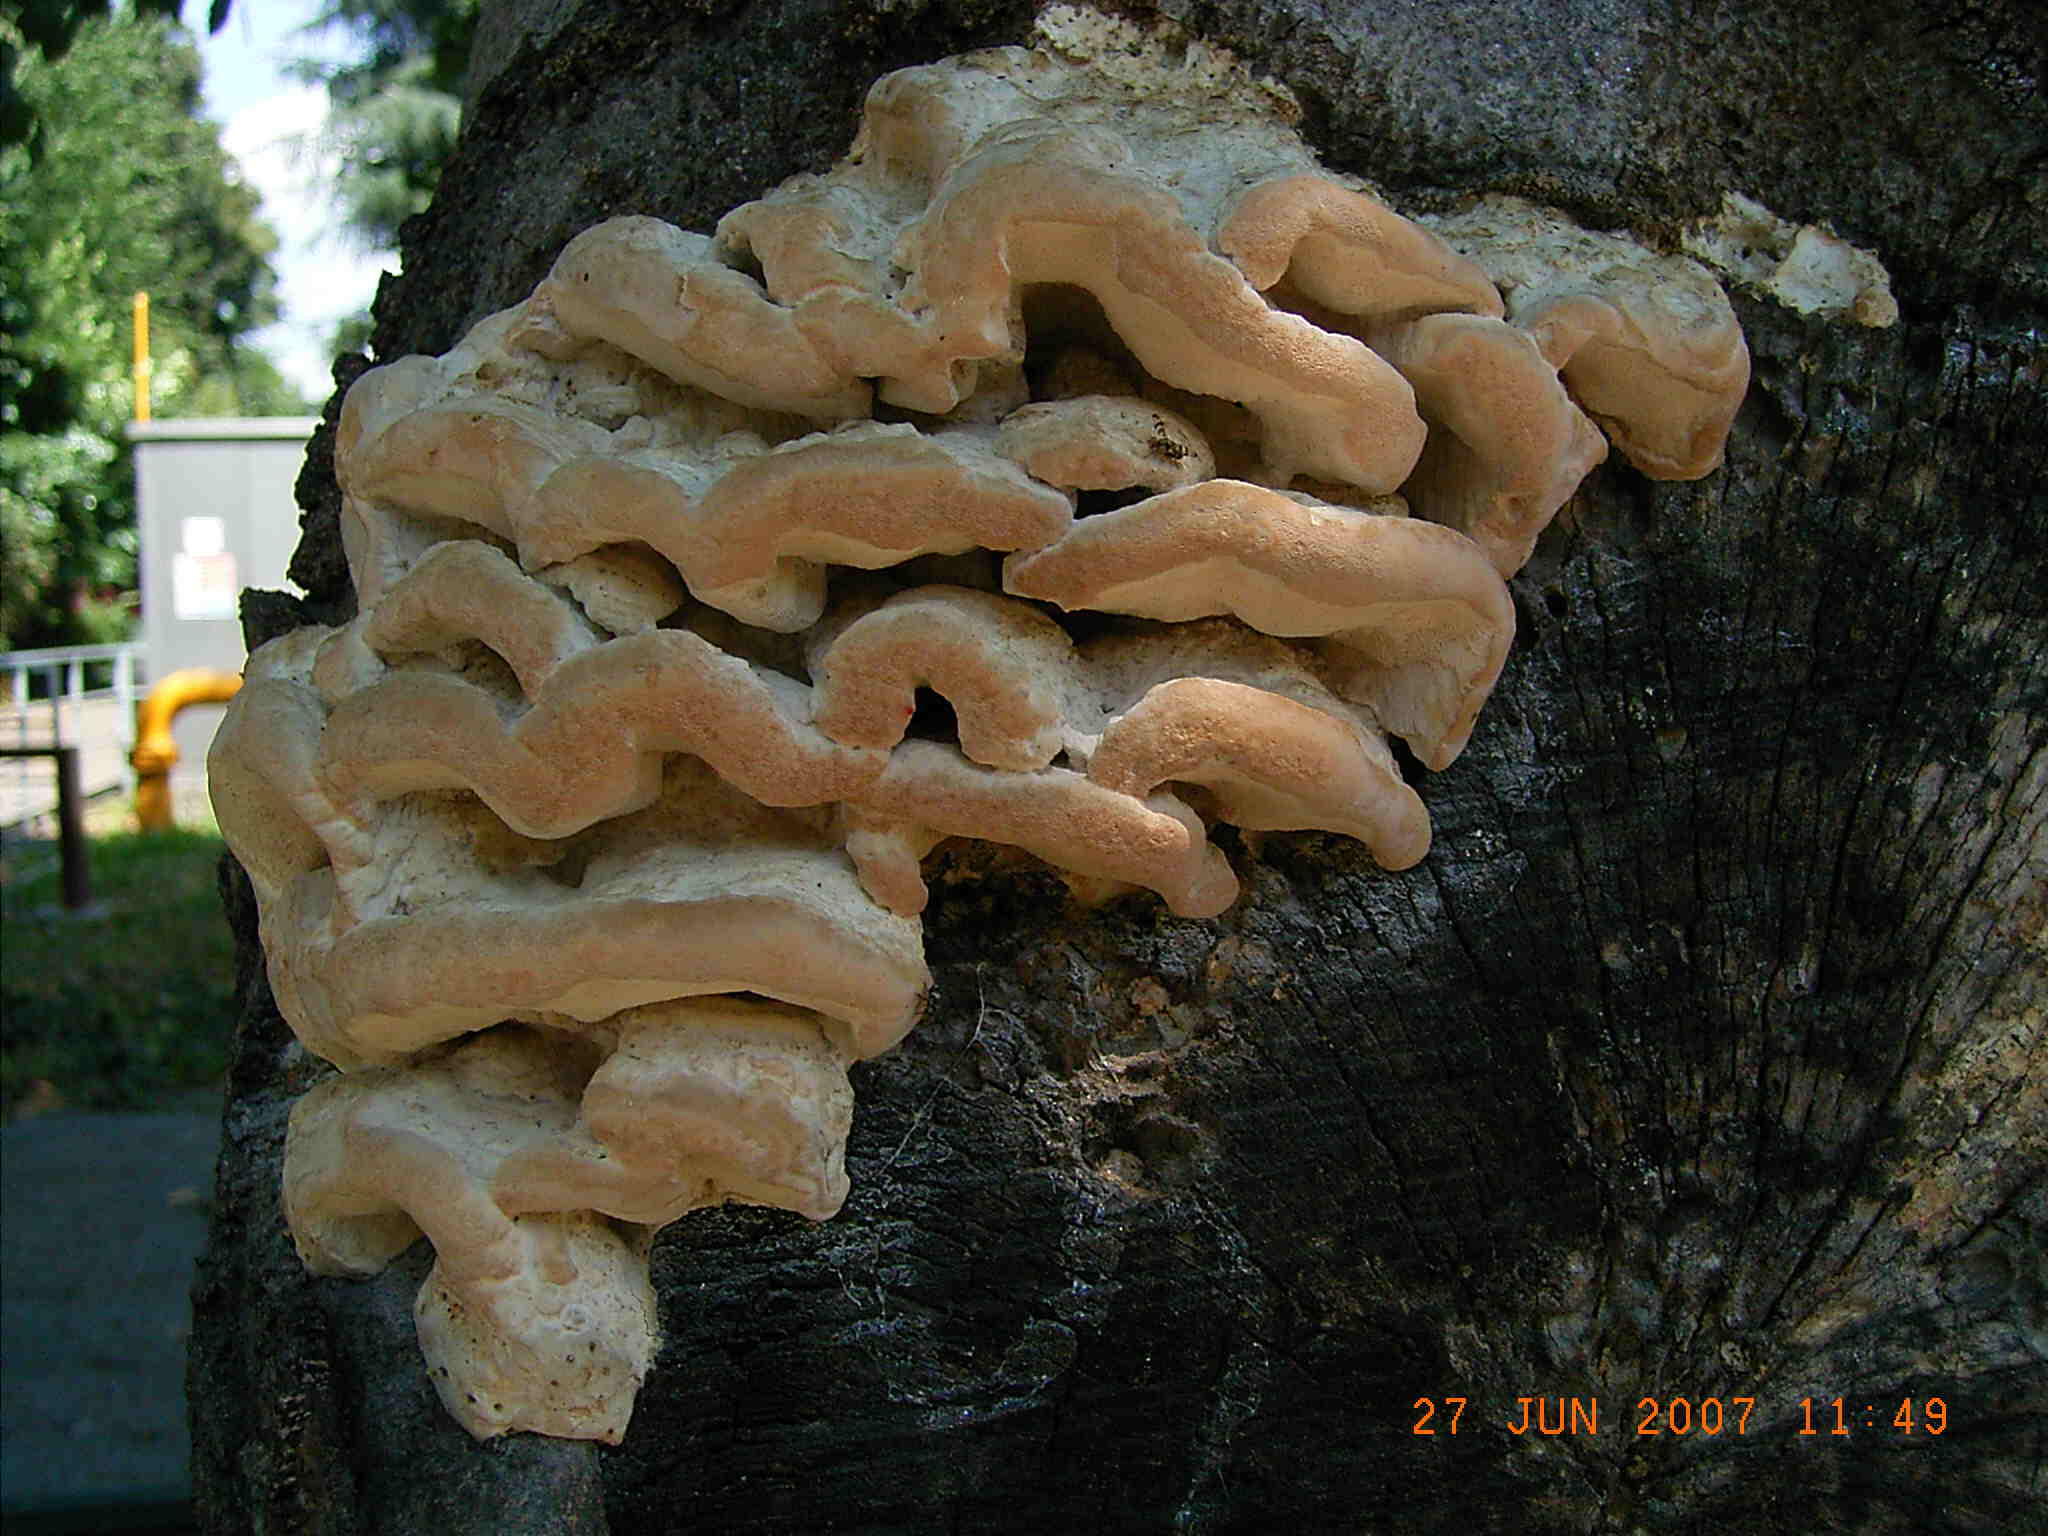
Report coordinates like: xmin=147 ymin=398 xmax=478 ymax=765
xmin=194 ymin=1 xmax=2046 ymax=1531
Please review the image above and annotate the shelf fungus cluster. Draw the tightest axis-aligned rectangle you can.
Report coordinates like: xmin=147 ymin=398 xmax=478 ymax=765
xmin=211 ymin=37 xmax=1747 ymax=1442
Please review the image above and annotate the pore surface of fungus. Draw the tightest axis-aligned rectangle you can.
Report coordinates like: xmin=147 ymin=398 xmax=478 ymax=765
xmin=214 ymin=32 xmax=1745 ymax=1444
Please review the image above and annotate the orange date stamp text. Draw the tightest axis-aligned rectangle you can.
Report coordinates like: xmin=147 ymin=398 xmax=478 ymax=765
xmin=1412 ymin=1395 xmax=1948 ymax=1438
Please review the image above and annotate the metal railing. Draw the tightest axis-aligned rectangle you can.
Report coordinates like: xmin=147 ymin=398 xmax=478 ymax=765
xmin=2 ymin=641 xmax=146 ymax=804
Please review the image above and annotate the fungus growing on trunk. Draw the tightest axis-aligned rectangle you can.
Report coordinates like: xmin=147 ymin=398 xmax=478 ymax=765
xmin=214 ymin=26 xmax=1745 ymax=1443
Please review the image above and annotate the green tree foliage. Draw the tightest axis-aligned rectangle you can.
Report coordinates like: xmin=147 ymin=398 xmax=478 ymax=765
xmin=0 ymin=10 xmax=304 ymax=651
xmin=1 ymin=0 xmax=199 ymax=148
xmin=306 ymin=0 xmax=475 ymax=252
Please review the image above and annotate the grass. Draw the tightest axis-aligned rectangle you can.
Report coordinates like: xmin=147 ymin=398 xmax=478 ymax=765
xmin=0 ymin=807 xmax=237 ymax=1120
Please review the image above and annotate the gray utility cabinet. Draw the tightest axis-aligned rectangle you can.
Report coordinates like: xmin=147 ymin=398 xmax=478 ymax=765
xmin=129 ymin=417 xmax=316 ymax=781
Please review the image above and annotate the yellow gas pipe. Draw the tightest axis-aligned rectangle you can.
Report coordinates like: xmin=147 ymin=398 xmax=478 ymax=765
xmin=133 ymin=291 xmax=151 ymax=423
xmin=132 ymin=669 xmax=241 ymax=830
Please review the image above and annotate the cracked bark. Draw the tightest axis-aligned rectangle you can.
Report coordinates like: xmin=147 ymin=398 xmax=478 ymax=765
xmin=191 ymin=1 xmax=2045 ymax=1531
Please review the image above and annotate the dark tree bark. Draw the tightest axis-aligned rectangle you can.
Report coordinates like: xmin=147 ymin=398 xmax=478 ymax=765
xmin=192 ymin=2 xmax=2046 ymax=1531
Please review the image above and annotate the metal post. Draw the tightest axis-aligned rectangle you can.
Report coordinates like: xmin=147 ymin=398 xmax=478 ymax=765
xmin=0 ymin=746 xmax=91 ymax=909
xmin=6 ymin=666 xmax=20 ymax=816
xmin=133 ymin=291 xmax=152 ymax=424
xmin=115 ymin=646 xmax=137 ymax=796
xmin=55 ymin=745 xmax=90 ymax=909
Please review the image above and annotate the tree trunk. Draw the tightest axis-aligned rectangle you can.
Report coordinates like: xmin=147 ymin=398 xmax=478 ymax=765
xmin=191 ymin=2 xmax=2045 ymax=1531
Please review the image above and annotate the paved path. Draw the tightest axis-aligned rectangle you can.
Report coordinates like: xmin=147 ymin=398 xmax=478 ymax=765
xmin=0 ymin=1104 xmax=220 ymax=1528
xmin=1 ymin=695 xmax=219 ymax=835
xmin=0 ymin=696 xmax=134 ymax=830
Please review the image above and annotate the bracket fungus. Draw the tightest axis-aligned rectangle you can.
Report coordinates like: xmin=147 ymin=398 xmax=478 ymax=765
xmin=213 ymin=28 xmax=1746 ymax=1444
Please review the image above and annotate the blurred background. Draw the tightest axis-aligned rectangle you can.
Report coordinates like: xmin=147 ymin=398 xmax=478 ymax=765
xmin=2 ymin=3 xmax=474 ymax=1527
